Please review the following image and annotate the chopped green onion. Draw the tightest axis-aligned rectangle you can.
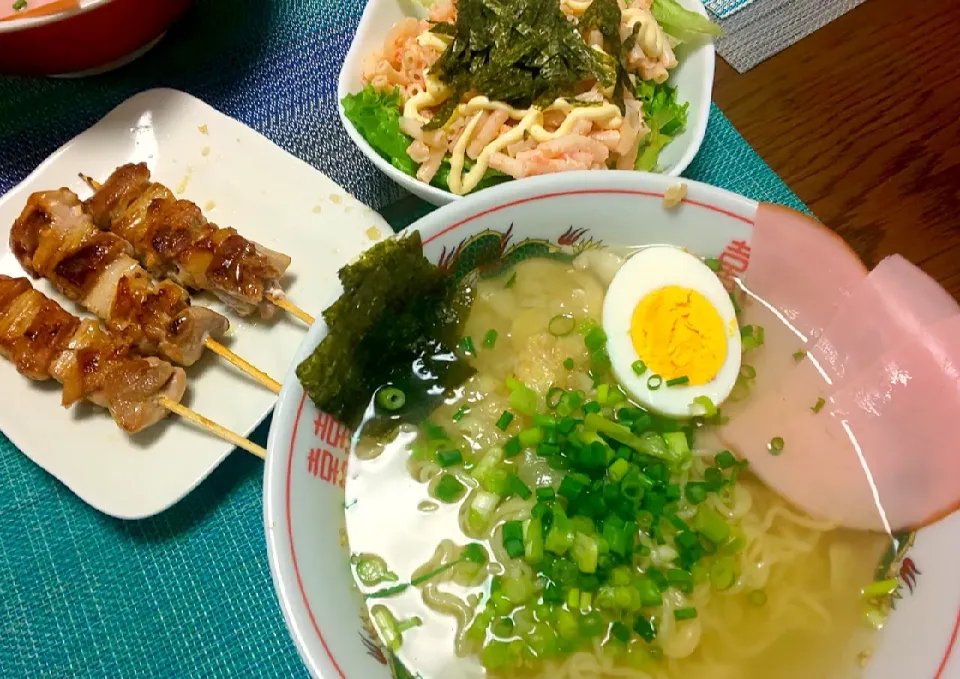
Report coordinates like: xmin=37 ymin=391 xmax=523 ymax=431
xmin=507 ymin=474 xmax=532 ymax=500
xmin=372 ymin=605 xmax=404 ymax=651
xmin=558 ymin=475 xmax=587 ymax=500
xmin=557 ymin=391 xmax=583 ymax=417
xmin=714 ymin=450 xmax=737 ymax=469
xmin=740 ymin=324 xmax=765 ymax=350
xmin=462 ymin=543 xmax=488 ymax=564
xmin=506 ymin=378 xmax=538 ymax=416
xmin=532 ymin=415 xmax=556 ymax=431
xmin=666 ymin=568 xmax=693 ymax=592
xmin=739 ymin=364 xmax=757 ymax=380
xmin=459 ymin=336 xmax=476 ymax=355
xmin=491 ymin=617 xmax=514 ymax=638
xmin=572 ymin=532 xmax=599 ymax=573
xmin=633 ymin=615 xmax=657 ymax=642
xmin=536 ymin=487 xmax=555 ymax=502
xmin=635 ymin=577 xmax=661 ymax=606
xmin=674 ymin=607 xmax=698 ymax=621
xmin=694 ymin=505 xmax=731 ymax=544
xmin=495 ymin=411 xmax=514 ymax=431
xmin=483 ymin=329 xmax=498 ymax=348
xmin=647 ymin=374 xmax=663 ymax=390
xmin=663 ymin=431 xmax=689 ymax=460
xmin=353 ymin=554 xmax=399 ymax=586
xmin=691 ymin=395 xmax=717 ymax=417
xmin=861 ymin=578 xmax=900 ymax=598
xmin=563 ymin=357 xmax=575 ymax=370
xmin=549 ymin=313 xmax=576 ymax=337
xmin=792 ymin=349 xmax=806 ymax=361
xmin=502 ymin=520 xmax=524 ymax=543
xmin=709 ymin=556 xmax=737 ymax=591
xmin=610 ymin=621 xmax=631 ymax=642
xmin=665 ymin=375 xmax=689 ymax=387
xmin=505 ymin=272 xmax=517 ymax=288
xmin=376 ymin=387 xmax=406 ymax=411
xmin=504 ymin=538 xmax=525 ymax=559
xmin=812 ymin=397 xmax=826 ymax=414
xmin=436 ymin=449 xmax=463 ymax=467
xmin=608 ymin=457 xmax=630 ymax=482
xmin=684 ymin=482 xmax=707 ymax=505
xmin=519 ymin=427 xmax=543 ymax=448
xmin=704 ymin=466 xmax=724 ymax=491
xmin=434 ymin=474 xmax=465 ymax=503
xmin=547 ymin=387 xmax=565 ymax=409
xmin=524 ymin=517 xmax=544 ymax=564
xmin=704 ymin=257 xmax=722 ymax=272
xmin=631 ymin=360 xmax=647 ymax=376
xmin=504 ymin=436 xmax=522 ymax=458
xmin=452 ymin=405 xmax=470 ymax=422
xmin=584 ymin=326 xmax=608 ymax=351
xmin=748 ymin=590 xmax=768 ymax=607
xmin=768 ymin=436 xmax=785 ymax=456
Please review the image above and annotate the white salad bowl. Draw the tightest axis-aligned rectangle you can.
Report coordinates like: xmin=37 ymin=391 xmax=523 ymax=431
xmin=337 ymin=0 xmax=716 ymax=206
xmin=265 ymin=171 xmax=960 ymax=679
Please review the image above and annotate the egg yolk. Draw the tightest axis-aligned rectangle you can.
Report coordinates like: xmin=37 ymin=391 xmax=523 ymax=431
xmin=629 ymin=286 xmax=726 ymax=385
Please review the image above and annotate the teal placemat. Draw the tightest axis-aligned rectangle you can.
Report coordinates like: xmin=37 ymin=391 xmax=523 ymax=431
xmin=0 ymin=1 xmax=805 ymax=676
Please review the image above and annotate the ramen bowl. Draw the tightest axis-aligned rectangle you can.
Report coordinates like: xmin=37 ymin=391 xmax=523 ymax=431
xmin=265 ymin=171 xmax=960 ymax=679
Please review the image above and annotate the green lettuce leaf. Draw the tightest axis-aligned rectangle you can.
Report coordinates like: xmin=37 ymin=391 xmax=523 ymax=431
xmin=341 ymin=84 xmax=512 ymax=194
xmin=651 ymin=0 xmax=722 ymax=43
xmin=341 ymin=85 xmax=419 ymax=175
xmin=634 ymin=81 xmax=689 ymax=172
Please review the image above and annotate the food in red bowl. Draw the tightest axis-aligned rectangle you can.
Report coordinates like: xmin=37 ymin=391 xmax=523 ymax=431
xmin=0 ymin=0 xmax=193 ymax=76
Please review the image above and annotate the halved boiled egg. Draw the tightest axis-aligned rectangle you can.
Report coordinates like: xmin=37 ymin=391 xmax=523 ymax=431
xmin=603 ymin=246 xmax=741 ymax=418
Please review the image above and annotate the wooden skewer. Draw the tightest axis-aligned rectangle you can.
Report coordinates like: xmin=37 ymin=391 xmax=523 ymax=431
xmin=80 ymin=172 xmax=316 ymax=327
xmin=159 ymin=396 xmax=266 ymax=459
xmin=269 ymin=294 xmax=315 ymax=325
xmin=203 ymin=337 xmax=280 ymax=393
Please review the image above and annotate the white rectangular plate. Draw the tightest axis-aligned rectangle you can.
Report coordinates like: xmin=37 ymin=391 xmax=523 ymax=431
xmin=0 ymin=88 xmax=391 ymax=519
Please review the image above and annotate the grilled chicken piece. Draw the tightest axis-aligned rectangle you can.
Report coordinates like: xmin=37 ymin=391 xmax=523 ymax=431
xmin=10 ymin=189 xmax=229 ymax=366
xmin=0 ymin=274 xmax=187 ymax=433
xmin=84 ymin=163 xmax=292 ymax=317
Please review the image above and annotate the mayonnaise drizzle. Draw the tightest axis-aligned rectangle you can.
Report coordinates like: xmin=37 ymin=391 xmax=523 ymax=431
xmin=403 ymin=47 xmax=625 ymax=195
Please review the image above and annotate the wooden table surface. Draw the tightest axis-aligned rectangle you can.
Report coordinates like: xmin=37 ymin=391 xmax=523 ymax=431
xmin=712 ymin=0 xmax=960 ymax=300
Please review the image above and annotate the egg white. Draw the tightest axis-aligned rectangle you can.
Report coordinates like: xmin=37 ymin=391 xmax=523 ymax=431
xmin=602 ymin=246 xmax=742 ymax=418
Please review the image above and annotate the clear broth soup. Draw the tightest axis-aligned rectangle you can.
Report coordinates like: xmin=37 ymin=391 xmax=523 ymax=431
xmin=345 ymin=255 xmax=890 ymax=679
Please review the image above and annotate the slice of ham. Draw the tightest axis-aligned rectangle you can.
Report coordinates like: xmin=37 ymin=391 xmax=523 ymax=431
xmin=745 ymin=203 xmax=867 ymax=345
xmin=724 ymin=253 xmax=960 ymax=533
xmin=0 ymin=0 xmax=78 ymax=22
xmin=724 ymin=203 xmax=868 ymax=424
xmin=808 ymin=254 xmax=960 ymax=386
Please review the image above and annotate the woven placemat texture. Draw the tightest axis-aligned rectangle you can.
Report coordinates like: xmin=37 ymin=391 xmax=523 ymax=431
xmin=703 ymin=0 xmax=757 ymax=20
xmin=714 ymin=0 xmax=868 ymax=72
xmin=0 ymin=0 xmax=806 ymax=676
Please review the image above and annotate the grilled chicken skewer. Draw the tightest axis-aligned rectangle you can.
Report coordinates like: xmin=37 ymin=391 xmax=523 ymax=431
xmin=10 ymin=188 xmax=281 ymax=393
xmin=0 ymin=274 xmax=265 ymax=456
xmin=82 ymin=165 xmax=313 ymax=323
xmin=0 ymin=273 xmax=185 ymax=434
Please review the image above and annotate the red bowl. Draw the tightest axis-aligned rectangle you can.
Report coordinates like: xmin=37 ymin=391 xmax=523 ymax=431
xmin=0 ymin=0 xmax=193 ymax=76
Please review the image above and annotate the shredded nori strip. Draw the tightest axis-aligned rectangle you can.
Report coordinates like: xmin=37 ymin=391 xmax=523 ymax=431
xmin=580 ymin=0 xmax=634 ymax=113
xmin=296 ymin=232 xmax=475 ymax=430
xmin=425 ymin=0 xmax=612 ymax=129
